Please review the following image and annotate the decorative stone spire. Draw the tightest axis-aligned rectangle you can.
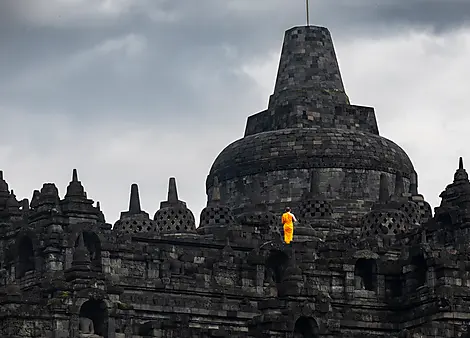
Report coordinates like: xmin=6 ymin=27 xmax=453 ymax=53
xmin=298 ymin=169 xmax=340 ymax=240
xmin=129 ymin=184 xmax=142 ymax=214
xmin=30 ymin=190 xmax=40 ymax=209
xmin=21 ymin=199 xmax=29 ymax=211
xmin=269 ymin=26 xmax=349 ymax=109
xmin=435 ymin=157 xmax=470 ymax=239
xmin=6 ymin=190 xmax=20 ymax=211
xmin=365 ymin=171 xmax=423 ymax=238
xmin=378 ymin=174 xmax=390 ymax=203
xmin=409 ymin=171 xmax=418 ymax=195
xmin=114 ymin=184 xmax=153 ymax=234
xmin=64 ymin=169 xmax=87 ymax=199
xmin=0 ymin=171 xmax=8 ymax=193
xmin=60 ymin=169 xmax=102 ymax=222
xmin=2 ymin=189 xmax=22 ymax=220
xmin=454 ymin=157 xmax=468 ymax=182
xmin=0 ymin=171 xmax=10 ymax=210
xmin=168 ymin=177 xmax=178 ymax=203
xmin=208 ymin=176 xmax=222 ymax=206
xmin=166 ymin=177 xmax=180 ymax=206
xmin=121 ymin=184 xmax=145 ymax=217
xmin=393 ymin=172 xmax=405 ymax=198
xmin=27 ymin=183 xmax=63 ymax=223
xmin=160 ymin=177 xmax=185 ymax=209
xmin=96 ymin=201 xmax=105 ymax=222
xmin=407 ymin=170 xmax=432 ymax=224
xmin=65 ymin=232 xmax=98 ymax=281
xmin=35 ymin=184 xmax=61 ymax=211
xmin=154 ymin=177 xmax=196 ymax=235
xmin=435 ymin=157 xmax=470 ymax=219
xmin=72 ymin=233 xmax=91 ymax=269
xmin=199 ymin=176 xmax=235 ymax=235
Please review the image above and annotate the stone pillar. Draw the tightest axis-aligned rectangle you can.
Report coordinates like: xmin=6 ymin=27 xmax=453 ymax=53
xmin=52 ymin=318 xmax=70 ymax=338
xmin=107 ymin=316 xmax=116 ymax=338
xmin=428 ymin=266 xmax=436 ymax=290
xmin=377 ymin=274 xmax=385 ymax=298
xmin=256 ymin=264 xmax=264 ymax=288
xmin=343 ymin=263 xmax=355 ymax=300
xmin=65 ymin=247 xmax=74 ymax=270
xmin=69 ymin=313 xmax=79 ymax=338
xmin=101 ymin=250 xmax=111 ymax=274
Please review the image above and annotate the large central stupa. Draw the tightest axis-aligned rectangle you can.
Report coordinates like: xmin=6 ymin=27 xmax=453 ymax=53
xmin=207 ymin=26 xmax=414 ymax=219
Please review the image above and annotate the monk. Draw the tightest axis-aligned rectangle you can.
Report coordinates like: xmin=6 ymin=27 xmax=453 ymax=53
xmin=282 ymin=207 xmax=297 ymax=244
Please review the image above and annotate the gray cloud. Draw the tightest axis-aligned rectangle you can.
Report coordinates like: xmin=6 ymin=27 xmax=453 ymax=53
xmin=3 ymin=1 xmax=470 ymax=32
xmin=356 ymin=0 xmax=470 ymax=32
xmin=1 ymin=1 xmax=470 ymax=222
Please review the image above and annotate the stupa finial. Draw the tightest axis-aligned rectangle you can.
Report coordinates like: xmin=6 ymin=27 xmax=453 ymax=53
xmin=305 ymin=0 xmax=310 ymax=26
xmin=128 ymin=184 xmax=142 ymax=214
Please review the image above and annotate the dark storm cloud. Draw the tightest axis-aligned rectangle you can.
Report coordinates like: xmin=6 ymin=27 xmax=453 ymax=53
xmin=1 ymin=0 xmax=469 ymax=128
xmin=1 ymin=1 xmax=469 ymax=125
xmin=0 ymin=2 xmax=282 ymax=126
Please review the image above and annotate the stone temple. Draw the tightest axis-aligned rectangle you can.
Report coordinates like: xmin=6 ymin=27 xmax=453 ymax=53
xmin=0 ymin=25 xmax=468 ymax=338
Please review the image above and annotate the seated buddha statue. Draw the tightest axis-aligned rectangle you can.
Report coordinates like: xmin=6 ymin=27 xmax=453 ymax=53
xmin=78 ymin=317 xmax=103 ymax=338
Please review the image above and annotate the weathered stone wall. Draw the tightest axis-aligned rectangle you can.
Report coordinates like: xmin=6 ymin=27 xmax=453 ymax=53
xmin=244 ymin=104 xmax=379 ymax=137
xmin=210 ymin=168 xmax=410 ymax=218
xmin=2 ymin=194 xmax=470 ymax=338
xmin=209 ymin=124 xmax=413 ymax=216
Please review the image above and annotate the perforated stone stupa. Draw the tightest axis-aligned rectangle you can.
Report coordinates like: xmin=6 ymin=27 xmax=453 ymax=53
xmin=0 ymin=25 xmax=468 ymax=338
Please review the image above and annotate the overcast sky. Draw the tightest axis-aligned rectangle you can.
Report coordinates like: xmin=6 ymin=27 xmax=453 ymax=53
xmin=1 ymin=0 xmax=470 ymax=225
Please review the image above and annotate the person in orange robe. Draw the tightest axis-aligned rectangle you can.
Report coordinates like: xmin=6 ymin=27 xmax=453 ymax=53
xmin=282 ymin=207 xmax=297 ymax=244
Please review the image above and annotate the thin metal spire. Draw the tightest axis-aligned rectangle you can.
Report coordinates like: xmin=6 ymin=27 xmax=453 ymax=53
xmin=306 ymin=0 xmax=310 ymax=26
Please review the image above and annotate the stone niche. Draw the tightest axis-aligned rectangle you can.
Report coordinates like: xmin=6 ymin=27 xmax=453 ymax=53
xmin=293 ymin=317 xmax=320 ymax=338
xmin=354 ymin=258 xmax=377 ymax=292
xmin=16 ymin=235 xmax=35 ymax=278
xmin=79 ymin=299 xmax=108 ymax=338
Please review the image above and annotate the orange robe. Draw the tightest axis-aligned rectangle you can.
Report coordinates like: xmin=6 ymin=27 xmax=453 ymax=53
xmin=282 ymin=212 xmax=296 ymax=244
